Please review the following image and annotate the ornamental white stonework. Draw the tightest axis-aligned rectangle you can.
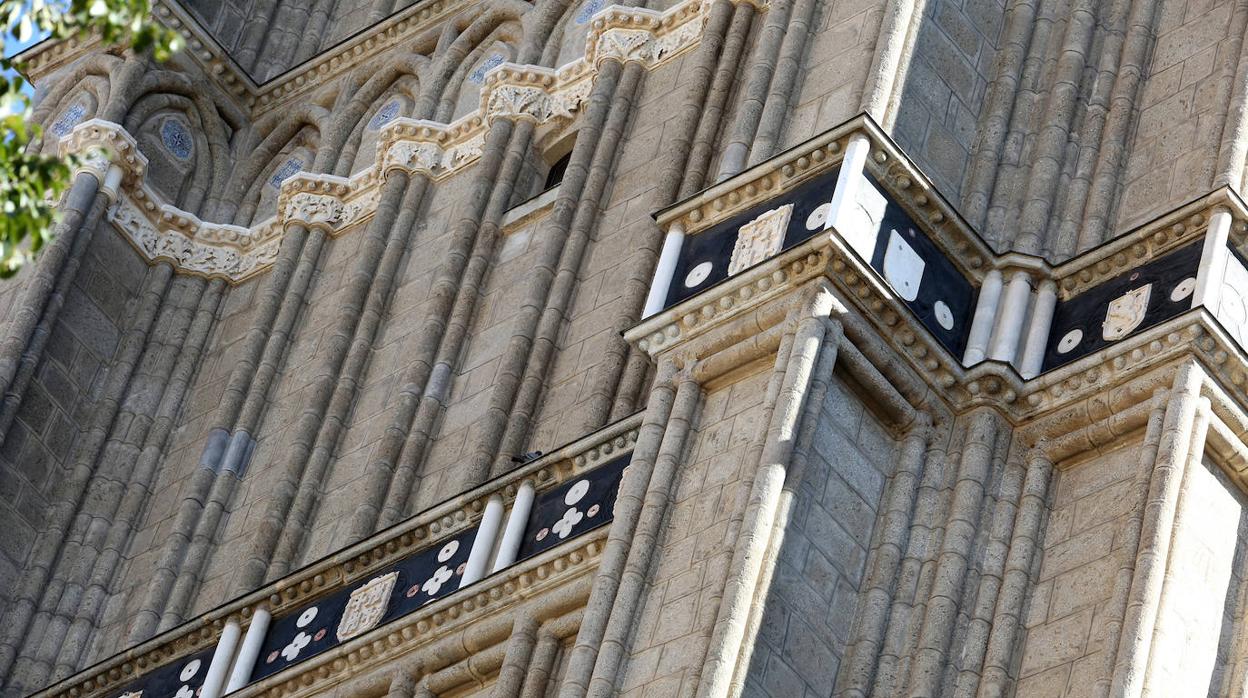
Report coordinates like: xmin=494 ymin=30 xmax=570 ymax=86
xmin=1102 ymin=284 xmax=1152 ymax=341
xmin=282 ymin=192 xmax=346 ymax=232
xmin=336 ymin=571 xmax=399 ymax=642
xmin=729 ymin=204 xmax=793 ymax=276
xmin=487 ymin=84 xmax=551 ymax=122
xmin=383 ymin=141 xmax=442 ymax=176
xmin=594 ymin=28 xmax=655 ymax=64
xmin=60 ymin=0 xmax=712 ymax=283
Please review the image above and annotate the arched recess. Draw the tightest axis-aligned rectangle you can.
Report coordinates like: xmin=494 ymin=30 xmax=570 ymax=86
xmin=420 ymin=3 xmax=527 ymax=124
xmin=346 ymin=76 xmax=420 ymax=175
xmin=248 ymin=132 xmax=319 ymax=225
xmin=125 ymin=98 xmax=210 ymax=212
xmin=320 ymin=54 xmax=430 ymax=177
xmin=450 ymin=37 xmax=517 ymax=120
xmin=29 ymin=54 xmax=120 ymax=154
xmin=219 ymin=104 xmax=328 ymax=226
xmin=42 ymin=91 xmax=96 ymax=148
xmin=553 ymin=0 xmax=607 ymax=68
xmin=29 ymin=55 xmax=120 ymax=155
xmin=123 ymin=70 xmax=240 ymax=218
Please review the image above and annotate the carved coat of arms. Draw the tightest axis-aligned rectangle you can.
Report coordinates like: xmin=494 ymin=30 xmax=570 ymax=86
xmin=1102 ymin=284 xmax=1152 ymax=341
xmin=336 ymin=571 xmax=398 ymax=642
xmin=729 ymin=204 xmax=793 ymax=276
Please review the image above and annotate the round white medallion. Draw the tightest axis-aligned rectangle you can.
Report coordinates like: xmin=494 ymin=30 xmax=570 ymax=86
xmin=933 ymin=300 xmax=954 ymax=330
xmin=180 ymin=659 xmax=201 ymax=681
xmin=806 ymin=202 xmax=833 ymax=231
xmin=438 ymin=539 xmax=460 ymax=562
xmin=1170 ymin=277 xmax=1196 ymax=302
xmin=296 ymin=606 xmax=318 ymax=628
xmin=1057 ymin=329 xmax=1083 ymax=354
xmin=684 ymin=262 xmax=712 ymax=288
xmin=565 ymin=479 xmax=590 ymax=505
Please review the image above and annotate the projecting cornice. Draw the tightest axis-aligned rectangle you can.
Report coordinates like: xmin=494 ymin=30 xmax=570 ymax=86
xmin=47 ymin=0 xmax=722 ymax=282
xmin=627 ymin=114 xmax=1248 ymax=430
xmin=32 ymin=416 xmax=641 ymax=698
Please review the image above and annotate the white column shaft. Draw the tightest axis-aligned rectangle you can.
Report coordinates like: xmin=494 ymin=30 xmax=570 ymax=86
xmin=225 ymin=608 xmax=271 ymax=693
xmin=964 ymin=269 xmax=1003 ymax=365
xmin=201 ymin=620 xmax=241 ymax=698
xmin=988 ymin=271 xmax=1033 ymax=364
xmin=826 ymin=133 xmax=872 ymax=235
xmin=493 ymin=480 xmax=536 ymax=573
xmin=643 ymin=222 xmax=686 ymax=318
xmin=461 ymin=495 xmax=505 ymax=587
xmin=1020 ymin=280 xmax=1058 ymax=378
xmin=1194 ymin=208 xmax=1233 ymax=310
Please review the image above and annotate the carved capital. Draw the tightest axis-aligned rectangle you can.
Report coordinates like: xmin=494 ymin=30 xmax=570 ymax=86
xmin=383 ymin=140 xmax=442 ymax=177
xmin=278 ymin=173 xmax=352 ymax=233
xmin=282 ymin=191 xmax=345 ymax=232
xmin=59 ymin=119 xmax=147 ymax=185
xmin=486 ymin=84 xmax=552 ymax=123
xmin=482 ymin=64 xmax=561 ymax=124
xmin=593 ymin=27 xmax=655 ymax=65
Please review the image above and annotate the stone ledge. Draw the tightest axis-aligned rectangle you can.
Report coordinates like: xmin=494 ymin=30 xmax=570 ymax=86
xmin=33 ymin=414 xmax=640 ymax=698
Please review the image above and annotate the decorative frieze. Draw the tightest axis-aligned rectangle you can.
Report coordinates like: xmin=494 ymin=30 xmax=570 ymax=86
xmin=729 ymin=204 xmax=792 ymax=275
xmin=35 ymin=417 xmax=641 ymax=698
xmin=631 ymin=114 xmax=1248 ymax=427
xmin=51 ymin=0 xmax=713 ymax=282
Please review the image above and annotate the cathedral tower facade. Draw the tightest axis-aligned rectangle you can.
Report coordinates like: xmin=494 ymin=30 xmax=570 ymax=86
xmin=5 ymin=0 xmax=1248 ymax=696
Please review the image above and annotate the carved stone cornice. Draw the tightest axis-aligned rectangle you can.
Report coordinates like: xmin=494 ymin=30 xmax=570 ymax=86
xmin=630 ymin=146 xmax=1248 ymax=437
xmin=38 ymin=0 xmax=716 ymax=281
xmin=276 ymin=173 xmax=369 ymax=235
xmin=652 ymin=116 xmax=995 ymax=284
xmin=482 ymin=65 xmax=558 ymax=123
xmin=376 ymin=117 xmax=485 ymax=179
xmin=1052 ymin=189 xmax=1248 ymax=299
xmin=629 ymin=217 xmax=1248 ymax=434
xmin=35 ymin=415 xmax=641 ymax=698
xmin=18 ymin=0 xmax=709 ymax=124
xmin=244 ymin=535 xmax=602 ymax=698
xmin=58 ymin=119 xmax=147 ymax=186
xmin=109 ymin=195 xmax=278 ymax=279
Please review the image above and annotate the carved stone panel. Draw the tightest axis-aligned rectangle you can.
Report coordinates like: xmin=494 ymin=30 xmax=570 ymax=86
xmin=728 ymin=204 xmax=793 ymax=276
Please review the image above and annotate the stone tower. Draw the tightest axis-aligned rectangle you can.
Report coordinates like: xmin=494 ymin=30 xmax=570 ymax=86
xmin=4 ymin=0 xmax=1248 ymax=695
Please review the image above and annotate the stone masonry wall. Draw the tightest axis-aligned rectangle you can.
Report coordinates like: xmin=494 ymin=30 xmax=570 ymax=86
xmin=616 ymin=365 xmax=773 ymax=696
xmin=1145 ymin=454 xmax=1246 ymax=695
xmin=1015 ymin=441 xmax=1141 ymax=695
xmin=741 ymin=369 xmax=897 ymax=698
xmin=1116 ymin=0 xmax=1241 ymax=234
xmin=0 ymin=225 xmax=147 ymax=610
xmin=893 ymin=0 xmax=1004 ymax=201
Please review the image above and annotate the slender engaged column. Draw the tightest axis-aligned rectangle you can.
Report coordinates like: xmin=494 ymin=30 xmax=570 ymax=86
xmin=988 ymin=270 xmax=1032 ymax=364
xmin=225 ymin=607 xmax=270 ymax=693
xmin=1194 ymin=207 xmax=1233 ymax=310
xmin=825 ymin=133 xmax=873 ymax=256
xmin=964 ymin=269 xmax=1003 ymax=365
xmin=493 ymin=480 xmax=536 ymax=573
xmin=1019 ymin=279 xmax=1057 ymax=378
xmin=99 ymin=163 xmax=124 ymax=202
xmin=461 ymin=495 xmax=505 ymax=588
xmin=200 ymin=620 xmax=240 ymax=698
xmin=642 ymin=222 xmax=686 ymax=318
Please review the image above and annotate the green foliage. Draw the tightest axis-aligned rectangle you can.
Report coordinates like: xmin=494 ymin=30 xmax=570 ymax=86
xmin=0 ymin=0 xmax=182 ymax=278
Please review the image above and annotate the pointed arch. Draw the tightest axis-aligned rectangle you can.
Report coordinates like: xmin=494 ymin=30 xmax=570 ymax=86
xmin=222 ymin=104 xmax=329 ymax=225
xmin=318 ymin=53 xmax=431 ymax=175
